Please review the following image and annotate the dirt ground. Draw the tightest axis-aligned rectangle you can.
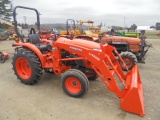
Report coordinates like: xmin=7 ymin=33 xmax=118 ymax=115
xmin=0 ymin=39 xmax=160 ymax=120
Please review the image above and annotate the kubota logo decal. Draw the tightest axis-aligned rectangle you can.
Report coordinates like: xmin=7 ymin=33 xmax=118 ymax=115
xmin=70 ymin=46 xmax=82 ymax=52
xmin=89 ymin=53 xmax=100 ymax=61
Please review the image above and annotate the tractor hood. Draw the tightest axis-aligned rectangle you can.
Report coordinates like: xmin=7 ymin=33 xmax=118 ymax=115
xmin=56 ymin=37 xmax=101 ymax=49
xmin=102 ymin=35 xmax=140 ymax=45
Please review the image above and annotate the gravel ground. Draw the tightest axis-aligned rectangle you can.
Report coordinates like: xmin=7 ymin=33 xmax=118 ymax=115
xmin=0 ymin=39 xmax=160 ymax=120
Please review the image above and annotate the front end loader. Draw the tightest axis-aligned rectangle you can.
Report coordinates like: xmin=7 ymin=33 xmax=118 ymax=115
xmin=11 ymin=6 xmax=145 ymax=116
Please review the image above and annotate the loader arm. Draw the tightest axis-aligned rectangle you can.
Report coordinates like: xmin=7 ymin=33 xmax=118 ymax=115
xmin=53 ymin=38 xmax=145 ymax=116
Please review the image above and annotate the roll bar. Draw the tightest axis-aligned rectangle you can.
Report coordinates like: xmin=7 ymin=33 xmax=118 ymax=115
xmin=12 ymin=6 xmax=40 ymax=42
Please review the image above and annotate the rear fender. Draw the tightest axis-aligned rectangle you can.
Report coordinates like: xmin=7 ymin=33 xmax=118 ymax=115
xmin=13 ymin=42 xmax=45 ymax=67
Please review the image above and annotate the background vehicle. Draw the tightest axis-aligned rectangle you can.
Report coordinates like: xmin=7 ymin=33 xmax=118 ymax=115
xmin=60 ymin=19 xmax=100 ymax=42
xmin=115 ymin=31 xmax=141 ymax=38
xmin=76 ymin=20 xmax=100 ymax=42
xmin=102 ymin=33 xmax=151 ymax=70
xmin=12 ymin=6 xmax=145 ymax=116
xmin=0 ymin=18 xmax=23 ymax=40
xmin=39 ymin=29 xmax=57 ymax=41
xmin=0 ymin=29 xmax=9 ymax=40
xmin=90 ymin=26 xmax=102 ymax=36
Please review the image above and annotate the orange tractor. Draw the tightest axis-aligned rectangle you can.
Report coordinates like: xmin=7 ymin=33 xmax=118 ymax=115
xmin=39 ymin=30 xmax=51 ymax=39
xmin=12 ymin=6 xmax=145 ymax=116
xmin=39 ymin=29 xmax=56 ymax=40
xmin=102 ymin=31 xmax=151 ymax=71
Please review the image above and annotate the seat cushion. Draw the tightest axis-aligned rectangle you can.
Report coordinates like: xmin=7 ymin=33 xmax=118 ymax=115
xmin=28 ymin=34 xmax=40 ymax=44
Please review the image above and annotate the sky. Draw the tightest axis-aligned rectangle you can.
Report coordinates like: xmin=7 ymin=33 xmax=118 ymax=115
xmin=12 ymin=0 xmax=160 ymax=27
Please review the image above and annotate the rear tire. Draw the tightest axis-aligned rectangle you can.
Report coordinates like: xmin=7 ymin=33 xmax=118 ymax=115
xmin=119 ymin=52 xmax=137 ymax=71
xmin=61 ymin=69 xmax=89 ymax=98
xmin=12 ymin=48 xmax=43 ymax=85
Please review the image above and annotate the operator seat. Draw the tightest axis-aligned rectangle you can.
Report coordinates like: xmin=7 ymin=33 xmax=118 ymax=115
xmin=28 ymin=33 xmax=52 ymax=52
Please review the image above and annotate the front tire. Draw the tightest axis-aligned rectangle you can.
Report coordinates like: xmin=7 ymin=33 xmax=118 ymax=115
xmin=61 ymin=69 xmax=89 ymax=98
xmin=12 ymin=48 xmax=43 ymax=85
xmin=119 ymin=52 xmax=137 ymax=71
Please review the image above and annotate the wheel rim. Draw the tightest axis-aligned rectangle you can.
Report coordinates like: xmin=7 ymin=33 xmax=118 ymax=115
xmin=16 ymin=57 xmax=32 ymax=79
xmin=121 ymin=57 xmax=133 ymax=68
xmin=65 ymin=77 xmax=82 ymax=94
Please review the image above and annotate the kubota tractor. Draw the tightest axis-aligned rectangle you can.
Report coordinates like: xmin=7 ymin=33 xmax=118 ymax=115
xmin=12 ymin=6 xmax=145 ymax=116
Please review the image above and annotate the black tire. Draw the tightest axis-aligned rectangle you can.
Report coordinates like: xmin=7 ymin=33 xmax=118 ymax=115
xmin=12 ymin=48 xmax=43 ymax=85
xmin=68 ymin=69 xmax=89 ymax=86
xmin=119 ymin=52 xmax=137 ymax=71
xmin=61 ymin=69 xmax=89 ymax=98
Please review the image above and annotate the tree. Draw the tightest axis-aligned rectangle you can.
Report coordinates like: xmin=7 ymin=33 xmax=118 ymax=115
xmin=130 ymin=24 xmax=137 ymax=31
xmin=0 ymin=0 xmax=13 ymax=20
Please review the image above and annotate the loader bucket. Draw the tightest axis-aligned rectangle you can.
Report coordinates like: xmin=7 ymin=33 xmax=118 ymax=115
xmin=120 ymin=65 xmax=145 ymax=116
